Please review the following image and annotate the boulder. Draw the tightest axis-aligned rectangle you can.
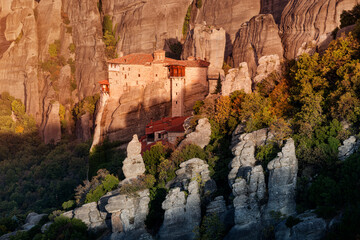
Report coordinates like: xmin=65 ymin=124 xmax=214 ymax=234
xmin=222 ymin=62 xmax=252 ymax=95
xmin=22 ymin=212 xmax=47 ymax=231
xmin=338 ymin=136 xmax=359 ymax=161
xmin=122 ymin=135 xmax=146 ymax=180
xmin=65 ymin=202 xmax=106 ymax=231
xmin=179 ymin=118 xmax=211 ymax=149
xmin=253 ymin=54 xmax=282 ymax=83
xmin=275 ymin=211 xmax=327 ymax=240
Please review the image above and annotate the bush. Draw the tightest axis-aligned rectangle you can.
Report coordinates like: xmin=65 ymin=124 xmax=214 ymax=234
xmin=62 ymin=200 xmax=75 ymax=210
xmin=195 ymin=213 xmax=226 ymax=240
xmin=42 ymin=216 xmax=88 ymax=240
xmin=182 ymin=5 xmax=192 ymax=37
xmin=84 ymin=173 xmax=119 ymax=203
xmin=255 ymin=142 xmax=280 ymax=168
xmin=170 ymin=144 xmax=207 ymax=167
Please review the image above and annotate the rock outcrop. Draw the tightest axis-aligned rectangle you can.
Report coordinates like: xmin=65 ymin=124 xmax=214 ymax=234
xmin=104 ymin=189 xmax=151 ymax=240
xmin=275 ymin=211 xmax=327 ymax=240
xmin=280 ymin=0 xmax=360 ymax=59
xmin=221 ymin=62 xmax=252 ymax=95
xmin=122 ymin=135 xmax=146 ymax=180
xmin=338 ymin=136 xmax=359 ymax=161
xmin=263 ymin=138 xmax=298 ymax=222
xmin=63 ymin=202 xmax=107 ymax=231
xmin=158 ymin=158 xmax=215 ymax=240
xmin=193 ymin=0 xmax=261 ymax=56
xmin=22 ymin=212 xmax=47 ymax=231
xmin=179 ymin=118 xmax=211 ymax=149
xmin=232 ymin=14 xmax=284 ymax=78
xmin=226 ymin=127 xmax=298 ymax=240
xmin=182 ymin=24 xmax=226 ymax=77
xmin=225 ymin=165 xmax=266 ymax=240
xmin=64 ymin=188 xmax=151 ymax=239
xmin=228 ymin=128 xmax=273 ymax=184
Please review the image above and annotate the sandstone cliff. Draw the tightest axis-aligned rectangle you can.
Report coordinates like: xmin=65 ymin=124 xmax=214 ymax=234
xmin=280 ymin=0 xmax=360 ymax=59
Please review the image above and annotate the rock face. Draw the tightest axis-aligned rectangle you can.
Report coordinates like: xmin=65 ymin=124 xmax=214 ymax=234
xmin=226 ymin=165 xmax=266 ymax=240
xmin=179 ymin=118 xmax=211 ymax=149
xmin=182 ymin=24 xmax=226 ymax=78
xmin=280 ymin=0 xmax=360 ymax=59
xmin=222 ymin=62 xmax=252 ymax=95
xmin=104 ymin=189 xmax=151 ymax=240
xmin=260 ymin=0 xmax=290 ymax=24
xmin=22 ymin=212 xmax=47 ymax=231
xmin=253 ymin=54 xmax=282 ymax=83
xmin=263 ymin=138 xmax=298 ymax=221
xmin=122 ymin=135 xmax=146 ymax=180
xmin=228 ymin=128 xmax=273 ymax=184
xmin=275 ymin=211 xmax=327 ymax=240
xmin=158 ymin=158 xmax=215 ymax=240
xmin=193 ymin=0 xmax=261 ymax=56
xmin=102 ymin=0 xmax=193 ymax=55
xmin=64 ymin=189 xmax=151 ymax=239
xmin=0 ymin=0 xmax=107 ymax=142
xmin=63 ymin=202 xmax=107 ymax=231
xmin=232 ymin=14 xmax=284 ymax=78
xmin=43 ymin=101 xmax=61 ymax=144
xmin=226 ymin=127 xmax=298 ymax=240
xmin=338 ymin=136 xmax=359 ymax=161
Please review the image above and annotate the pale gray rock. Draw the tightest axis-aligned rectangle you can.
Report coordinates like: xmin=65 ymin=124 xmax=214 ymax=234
xmin=122 ymin=134 xmax=146 ymax=180
xmin=159 ymin=158 xmax=214 ymax=240
xmin=228 ymin=128 xmax=273 ymax=184
xmin=263 ymin=138 xmax=298 ymax=222
xmin=22 ymin=212 xmax=47 ymax=231
xmin=338 ymin=136 xmax=359 ymax=161
xmin=179 ymin=118 xmax=211 ymax=149
xmin=227 ymin=165 xmax=266 ymax=240
xmin=105 ymin=189 xmax=150 ymax=240
xmin=222 ymin=62 xmax=252 ymax=95
xmin=71 ymin=202 xmax=107 ymax=231
xmin=232 ymin=14 xmax=284 ymax=77
xmin=41 ymin=222 xmax=53 ymax=233
xmin=275 ymin=211 xmax=327 ymax=240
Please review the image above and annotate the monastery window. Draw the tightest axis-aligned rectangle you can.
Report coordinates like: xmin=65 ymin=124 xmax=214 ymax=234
xmin=138 ymin=74 xmax=140 ymax=77
xmin=125 ymin=75 xmax=127 ymax=79
xmin=176 ymin=83 xmax=178 ymax=87
xmin=176 ymin=92 xmax=178 ymax=96
xmin=158 ymin=133 xmax=161 ymax=139
xmin=176 ymin=101 xmax=178 ymax=104
xmin=128 ymin=67 xmax=130 ymax=71
xmin=123 ymin=67 xmax=124 ymax=70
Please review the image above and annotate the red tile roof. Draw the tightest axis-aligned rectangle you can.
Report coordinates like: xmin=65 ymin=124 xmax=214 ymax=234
xmin=98 ymin=79 xmax=109 ymax=85
xmin=107 ymin=53 xmax=210 ymax=68
xmin=145 ymin=116 xmax=189 ymax=135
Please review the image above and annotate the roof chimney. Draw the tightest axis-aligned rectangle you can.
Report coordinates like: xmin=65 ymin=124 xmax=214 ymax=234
xmin=154 ymin=49 xmax=166 ymax=61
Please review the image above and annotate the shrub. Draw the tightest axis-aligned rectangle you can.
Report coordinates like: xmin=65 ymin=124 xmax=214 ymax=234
xmin=42 ymin=216 xmax=88 ymax=240
xmin=143 ymin=142 xmax=169 ymax=176
xmin=196 ymin=0 xmax=202 ymax=8
xmin=255 ymin=142 xmax=280 ymax=168
xmin=62 ymin=200 xmax=75 ymax=210
xmin=195 ymin=213 xmax=226 ymax=240
xmin=182 ymin=5 xmax=192 ymax=37
xmin=170 ymin=144 xmax=207 ymax=167
xmin=85 ymin=174 xmax=119 ymax=203
xmin=48 ymin=40 xmax=61 ymax=58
